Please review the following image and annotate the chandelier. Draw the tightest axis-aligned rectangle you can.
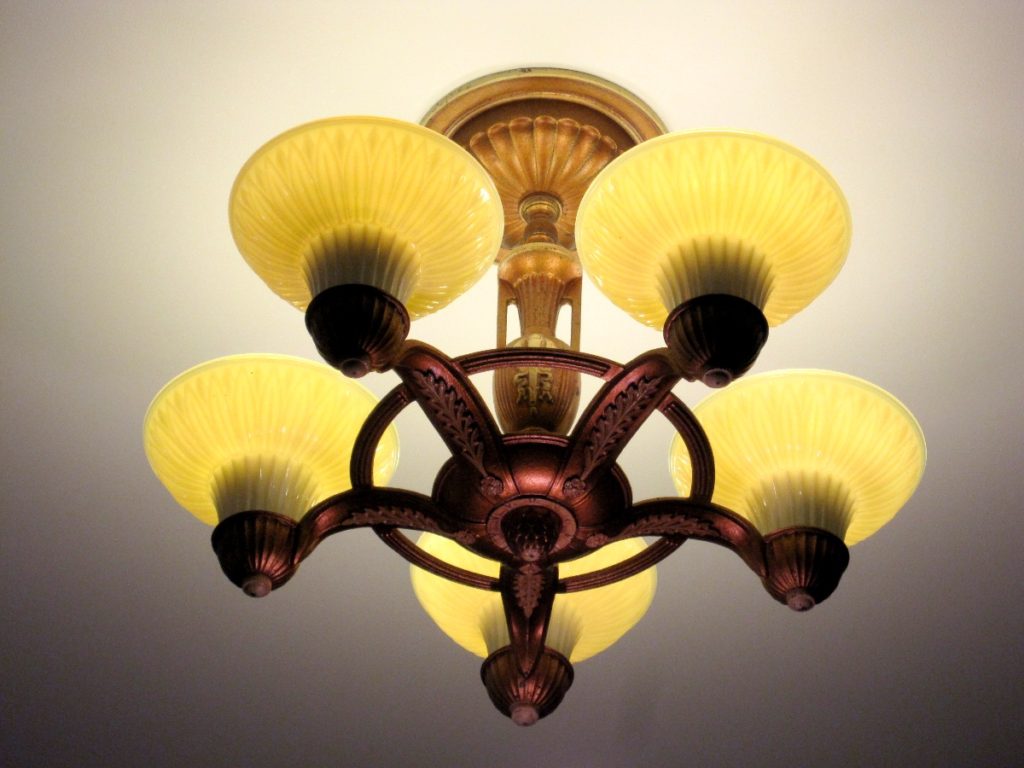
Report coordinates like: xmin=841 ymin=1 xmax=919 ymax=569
xmin=144 ymin=69 xmax=926 ymax=726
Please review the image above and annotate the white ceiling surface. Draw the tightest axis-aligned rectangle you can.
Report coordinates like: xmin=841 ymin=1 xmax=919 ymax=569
xmin=3 ymin=1 xmax=1022 ymax=765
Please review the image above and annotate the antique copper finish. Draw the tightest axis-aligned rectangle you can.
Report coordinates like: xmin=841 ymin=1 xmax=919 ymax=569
xmin=212 ymin=327 xmax=847 ymax=721
xmin=481 ymin=646 xmax=574 ymax=726
xmin=211 ymin=511 xmax=299 ymax=597
xmin=210 ymin=336 xmax=785 ymax=723
xmin=209 ymin=71 xmax=857 ymax=725
xmin=663 ymin=294 xmax=770 ymax=387
xmin=305 ymin=284 xmax=410 ymax=377
xmin=762 ymin=527 xmax=850 ymax=611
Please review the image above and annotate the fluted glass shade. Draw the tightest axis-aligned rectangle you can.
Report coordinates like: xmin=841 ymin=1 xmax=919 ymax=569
xmin=144 ymin=354 xmax=398 ymax=525
xmin=670 ymin=370 xmax=925 ymax=544
xmin=229 ymin=116 xmax=503 ymax=317
xmin=575 ymin=130 xmax=851 ymax=328
xmin=411 ymin=534 xmax=655 ymax=663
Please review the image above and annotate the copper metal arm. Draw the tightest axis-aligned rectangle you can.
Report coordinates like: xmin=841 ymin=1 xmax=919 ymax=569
xmin=610 ymin=498 xmax=766 ymax=578
xmin=296 ymin=486 xmax=462 ymax=562
xmin=374 ymin=527 xmax=498 ymax=591
xmin=557 ymin=499 xmax=764 ymax=594
xmin=349 ymin=381 xmax=414 ymax=488
xmin=554 ymin=349 xmax=684 ymax=501
xmin=394 ymin=341 xmax=517 ymax=499
xmin=559 ymin=538 xmax=685 ymax=593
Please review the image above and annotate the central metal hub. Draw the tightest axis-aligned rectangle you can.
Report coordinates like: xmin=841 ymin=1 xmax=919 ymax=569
xmin=487 ymin=497 xmax=577 ymax=561
xmin=431 ymin=435 xmax=634 ymax=563
xmin=501 ymin=507 xmax=559 ymax=561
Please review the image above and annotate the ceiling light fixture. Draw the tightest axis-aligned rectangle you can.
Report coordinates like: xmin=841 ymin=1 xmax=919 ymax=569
xmin=144 ymin=69 xmax=926 ymax=726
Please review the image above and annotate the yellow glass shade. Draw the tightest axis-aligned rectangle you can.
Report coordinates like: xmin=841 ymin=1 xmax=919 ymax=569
xmin=670 ymin=370 xmax=925 ymax=545
xmin=411 ymin=534 xmax=656 ymax=663
xmin=143 ymin=354 xmax=398 ymax=525
xmin=575 ymin=130 xmax=851 ymax=328
xmin=229 ymin=116 xmax=504 ymax=317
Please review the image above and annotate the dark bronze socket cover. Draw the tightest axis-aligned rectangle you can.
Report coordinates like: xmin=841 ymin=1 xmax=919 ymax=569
xmin=481 ymin=646 xmax=574 ymax=726
xmin=762 ymin=527 xmax=850 ymax=611
xmin=663 ymin=294 xmax=769 ymax=387
xmin=305 ymin=284 xmax=410 ymax=377
xmin=211 ymin=510 xmax=299 ymax=597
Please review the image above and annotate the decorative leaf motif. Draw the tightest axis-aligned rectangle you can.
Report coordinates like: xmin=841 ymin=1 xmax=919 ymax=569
xmin=410 ymin=369 xmax=488 ymax=476
xmin=562 ymin=476 xmax=587 ymax=498
xmin=615 ymin=514 xmax=718 ymax=540
xmin=345 ymin=505 xmax=446 ymax=533
xmin=580 ymin=376 xmax=664 ymax=480
xmin=513 ymin=565 xmax=547 ymax=619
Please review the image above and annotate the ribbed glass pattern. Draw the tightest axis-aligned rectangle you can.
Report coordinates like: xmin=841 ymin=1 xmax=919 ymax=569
xmin=302 ymin=224 xmax=421 ymax=303
xmin=670 ymin=370 xmax=925 ymax=545
xmin=410 ymin=534 xmax=656 ymax=663
xmin=211 ymin=454 xmax=320 ymax=522
xmin=143 ymin=354 xmax=399 ymax=525
xmin=229 ymin=116 xmax=503 ymax=318
xmin=576 ymin=130 xmax=851 ymax=328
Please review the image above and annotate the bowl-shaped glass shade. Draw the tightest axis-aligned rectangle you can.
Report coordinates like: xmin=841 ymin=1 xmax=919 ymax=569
xmin=670 ymin=370 xmax=925 ymax=545
xmin=144 ymin=354 xmax=398 ymax=525
xmin=229 ymin=116 xmax=503 ymax=317
xmin=411 ymin=534 xmax=655 ymax=663
xmin=575 ymin=130 xmax=851 ymax=328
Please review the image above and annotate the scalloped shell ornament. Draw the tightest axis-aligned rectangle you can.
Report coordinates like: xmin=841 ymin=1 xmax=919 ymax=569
xmin=469 ymin=116 xmax=619 ymax=249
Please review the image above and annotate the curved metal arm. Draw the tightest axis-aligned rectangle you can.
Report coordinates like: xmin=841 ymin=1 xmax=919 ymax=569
xmin=659 ymin=394 xmax=715 ymax=501
xmin=296 ymin=487 xmax=459 ymax=562
xmin=558 ymin=537 xmax=685 ymax=592
xmin=557 ymin=500 xmax=764 ymax=593
xmin=613 ymin=498 xmax=766 ymax=577
xmin=394 ymin=342 xmax=516 ymax=498
xmin=349 ymin=384 xmax=413 ymax=488
xmin=374 ymin=527 xmax=499 ymax=591
xmin=553 ymin=349 xmax=683 ymax=500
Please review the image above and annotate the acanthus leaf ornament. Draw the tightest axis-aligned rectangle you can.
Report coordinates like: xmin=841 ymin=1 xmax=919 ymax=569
xmin=580 ymin=374 xmax=664 ymax=479
xmin=408 ymin=368 xmax=488 ymax=475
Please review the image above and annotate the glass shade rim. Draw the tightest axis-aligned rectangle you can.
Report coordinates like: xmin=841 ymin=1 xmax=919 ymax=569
xmin=229 ymin=115 xmax=500 ymax=207
xmin=579 ymin=128 xmax=852 ymax=235
xmin=699 ymin=367 xmax=927 ymax=463
xmin=143 ymin=352 xmax=357 ymax=426
xmin=228 ymin=115 xmax=504 ymax=317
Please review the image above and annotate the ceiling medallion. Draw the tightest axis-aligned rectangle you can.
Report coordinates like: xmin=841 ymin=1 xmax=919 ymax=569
xmin=144 ymin=69 xmax=925 ymax=725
